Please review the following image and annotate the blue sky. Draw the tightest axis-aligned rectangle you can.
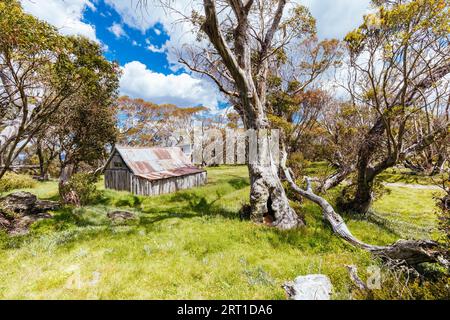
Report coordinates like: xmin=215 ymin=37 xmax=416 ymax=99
xmin=83 ymin=2 xmax=170 ymax=74
xmin=21 ymin=0 xmax=371 ymax=112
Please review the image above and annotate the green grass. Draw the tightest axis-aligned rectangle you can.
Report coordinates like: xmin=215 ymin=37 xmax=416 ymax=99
xmin=371 ymin=186 xmax=444 ymax=240
xmin=0 ymin=166 xmax=443 ymax=299
xmin=2 ymin=179 xmax=59 ymax=199
xmin=303 ymin=161 xmax=333 ymax=178
xmin=377 ymin=167 xmax=446 ymax=186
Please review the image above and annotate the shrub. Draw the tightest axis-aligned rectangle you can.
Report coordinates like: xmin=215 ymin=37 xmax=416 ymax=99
xmin=0 ymin=172 xmax=36 ymax=193
xmin=353 ymin=265 xmax=449 ymax=300
xmin=287 ymin=152 xmax=309 ymax=179
xmin=60 ymin=173 xmax=100 ymax=206
xmin=435 ymin=180 xmax=449 ymax=257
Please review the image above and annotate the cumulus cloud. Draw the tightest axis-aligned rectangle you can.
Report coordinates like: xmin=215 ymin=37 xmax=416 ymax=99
xmin=20 ymin=0 xmax=98 ymax=42
xmin=119 ymin=61 xmax=220 ymax=110
xmin=147 ymin=44 xmax=166 ymax=53
xmin=105 ymin=0 xmax=371 ymax=42
xmin=298 ymin=0 xmax=371 ymax=39
xmin=104 ymin=0 xmax=200 ymax=63
xmin=104 ymin=0 xmax=372 ymax=72
xmin=108 ymin=22 xmax=127 ymax=38
xmin=105 ymin=1 xmax=371 ymax=108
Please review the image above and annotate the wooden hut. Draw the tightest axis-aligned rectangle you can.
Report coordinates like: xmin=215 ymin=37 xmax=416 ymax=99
xmin=104 ymin=146 xmax=207 ymax=196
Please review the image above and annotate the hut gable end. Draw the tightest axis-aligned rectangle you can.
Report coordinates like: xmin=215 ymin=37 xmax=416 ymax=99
xmin=106 ymin=151 xmax=129 ymax=171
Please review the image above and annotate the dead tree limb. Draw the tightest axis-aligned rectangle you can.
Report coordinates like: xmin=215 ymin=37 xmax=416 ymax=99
xmin=345 ymin=265 xmax=369 ymax=291
xmin=319 ymin=165 xmax=354 ymax=193
xmin=281 ymin=150 xmax=449 ymax=267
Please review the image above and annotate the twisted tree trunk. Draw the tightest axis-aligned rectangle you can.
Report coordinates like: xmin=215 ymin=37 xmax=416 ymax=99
xmin=347 ymin=118 xmax=386 ymax=214
xmin=319 ymin=165 xmax=354 ymax=193
xmin=58 ymin=163 xmax=80 ymax=206
xmin=249 ymin=162 xmax=303 ymax=229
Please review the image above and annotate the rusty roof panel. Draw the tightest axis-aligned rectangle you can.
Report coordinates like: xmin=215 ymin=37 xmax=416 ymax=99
xmin=153 ymin=148 xmax=171 ymax=160
xmin=114 ymin=146 xmax=205 ymax=181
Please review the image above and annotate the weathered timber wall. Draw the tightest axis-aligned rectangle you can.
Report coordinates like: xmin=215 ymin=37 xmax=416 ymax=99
xmin=104 ymin=169 xmax=132 ymax=192
xmin=105 ymin=170 xmax=207 ymax=196
xmin=130 ymin=171 xmax=208 ymax=196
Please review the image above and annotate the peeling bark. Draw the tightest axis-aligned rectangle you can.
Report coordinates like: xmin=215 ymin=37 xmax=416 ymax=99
xmin=249 ymin=163 xmax=303 ymax=229
xmin=346 ymin=265 xmax=369 ymax=291
xmin=58 ymin=163 xmax=80 ymax=206
xmin=319 ymin=165 xmax=354 ymax=193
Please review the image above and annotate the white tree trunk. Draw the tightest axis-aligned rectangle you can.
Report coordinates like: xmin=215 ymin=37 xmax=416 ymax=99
xmin=249 ymin=162 xmax=303 ymax=229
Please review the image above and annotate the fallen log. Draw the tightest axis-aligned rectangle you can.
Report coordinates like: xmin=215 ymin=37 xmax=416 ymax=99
xmin=281 ymin=151 xmax=449 ymax=268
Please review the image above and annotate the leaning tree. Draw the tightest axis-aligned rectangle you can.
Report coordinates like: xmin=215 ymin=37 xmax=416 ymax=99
xmin=0 ymin=0 xmax=75 ymax=178
xmin=50 ymin=36 xmax=120 ymax=202
xmin=339 ymin=0 xmax=450 ymax=214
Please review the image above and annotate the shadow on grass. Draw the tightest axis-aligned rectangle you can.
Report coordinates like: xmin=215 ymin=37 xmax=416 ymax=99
xmin=1 ymin=186 xmax=245 ymax=251
xmin=227 ymin=177 xmax=250 ymax=190
xmin=140 ymin=191 xmax=241 ymax=226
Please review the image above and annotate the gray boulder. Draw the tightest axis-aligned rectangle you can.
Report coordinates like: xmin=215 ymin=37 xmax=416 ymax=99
xmin=0 ymin=192 xmax=37 ymax=214
xmin=0 ymin=191 xmax=60 ymax=215
xmin=107 ymin=211 xmax=137 ymax=223
xmin=283 ymin=274 xmax=333 ymax=300
xmin=0 ymin=192 xmax=58 ymax=235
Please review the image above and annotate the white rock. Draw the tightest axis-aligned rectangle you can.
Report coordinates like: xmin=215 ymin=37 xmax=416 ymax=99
xmin=283 ymin=274 xmax=333 ymax=300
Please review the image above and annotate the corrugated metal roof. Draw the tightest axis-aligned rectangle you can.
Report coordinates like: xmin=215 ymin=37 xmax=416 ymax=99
xmin=114 ymin=146 xmax=205 ymax=181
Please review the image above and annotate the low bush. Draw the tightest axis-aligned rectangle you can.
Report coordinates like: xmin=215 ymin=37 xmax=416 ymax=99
xmin=60 ymin=172 xmax=100 ymax=206
xmin=0 ymin=172 xmax=36 ymax=193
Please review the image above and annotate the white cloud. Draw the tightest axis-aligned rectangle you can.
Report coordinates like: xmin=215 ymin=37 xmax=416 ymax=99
xmin=105 ymin=0 xmax=370 ymax=110
xmin=20 ymin=0 xmax=98 ymax=42
xmin=108 ymin=22 xmax=127 ymax=38
xmin=146 ymin=38 xmax=166 ymax=53
xmin=104 ymin=0 xmax=167 ymax=32
xmin=298 ymin=0 xmax=371 ymax=39
xmin=120 ymin=61 xmax=220 ymax=110
xmin=105 ymin=0 xmax=372 ymax=73
xmin=104 ymin=0 xmax=200 ymax=65
xmin=147 ymin=44 xmax=166 ymax=53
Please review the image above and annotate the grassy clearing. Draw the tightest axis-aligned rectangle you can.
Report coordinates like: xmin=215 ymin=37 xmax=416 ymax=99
xmin=0 ymin=166 xmax=444 ymax=299
xmin=377 ymin=167 xmax=446 ymax=186
xmin=371 ymin=186 xmax=444 ymax=240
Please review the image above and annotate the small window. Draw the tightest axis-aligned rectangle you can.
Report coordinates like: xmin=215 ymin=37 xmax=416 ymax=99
xmin=114 ymin=162 xmax=124 ymax=168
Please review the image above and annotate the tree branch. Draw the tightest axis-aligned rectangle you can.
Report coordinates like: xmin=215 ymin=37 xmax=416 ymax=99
xmin=202 ymin=0 xmax=249 ymax=93
xmin=179 ymin=57 xmax=239 ymax=97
